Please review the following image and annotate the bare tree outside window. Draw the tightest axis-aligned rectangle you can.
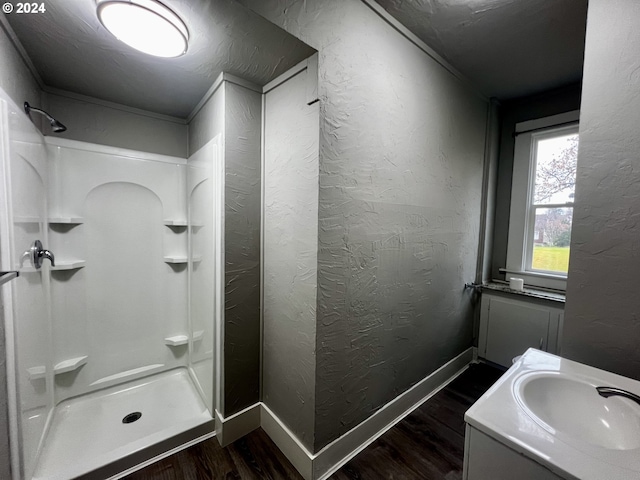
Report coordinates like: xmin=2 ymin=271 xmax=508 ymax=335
xmin=534 ymin=136 xmax=579 ymax=204
xmin=530 ymin=133 xmax=579 ymax=274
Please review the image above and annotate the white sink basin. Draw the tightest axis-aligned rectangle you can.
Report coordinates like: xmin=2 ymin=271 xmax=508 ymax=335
xmin=466 ymin=350 xmax=640 ymax=480
xmin=515 ymin=372 xmax=640 ymax=450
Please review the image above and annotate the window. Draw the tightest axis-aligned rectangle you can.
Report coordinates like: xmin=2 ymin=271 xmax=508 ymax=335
xmin=505 ymin=111 xmax=580 ymax=290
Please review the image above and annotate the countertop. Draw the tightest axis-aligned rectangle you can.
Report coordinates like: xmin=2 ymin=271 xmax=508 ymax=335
xmin=482 ymin=282 xmax=565 ymax=303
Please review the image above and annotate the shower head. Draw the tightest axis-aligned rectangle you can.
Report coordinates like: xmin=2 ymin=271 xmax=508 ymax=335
xmin=50 ymin=120 xmax=67 ymax=133
xmin=24 ymin=102 xmax=67 ymax=133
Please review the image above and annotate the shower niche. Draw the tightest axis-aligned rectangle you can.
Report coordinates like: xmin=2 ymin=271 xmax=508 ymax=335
xmin=0 ymin=92 xmax=221 ymax=480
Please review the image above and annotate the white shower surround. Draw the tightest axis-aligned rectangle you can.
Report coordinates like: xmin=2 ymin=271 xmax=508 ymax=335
xmin=0 ymin=89 xmax=222 ymax=479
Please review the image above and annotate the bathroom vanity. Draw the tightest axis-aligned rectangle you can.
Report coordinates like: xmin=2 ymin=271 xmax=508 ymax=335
xmin=464 ymin=349 xmax=640 ymax=480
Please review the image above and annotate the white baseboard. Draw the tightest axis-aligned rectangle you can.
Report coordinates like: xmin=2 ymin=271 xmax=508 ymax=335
xmin=215 ymin=403 xmax=261 ymax=447
xmin=216 ymin=348 xmax=472 ymax=479
xmin=256 ymin=347 xmax=473 ymax=480
xmin=312 ymin=347 xmax=473 ymax=479
xmin=261 ymin=404 xmax=315 ymax=479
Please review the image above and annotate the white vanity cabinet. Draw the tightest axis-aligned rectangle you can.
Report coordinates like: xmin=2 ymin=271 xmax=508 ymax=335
xmin=464 ymin=426 xmax=564 ymax=480
xmin=478 ymin=292 xmax=564 ymax=367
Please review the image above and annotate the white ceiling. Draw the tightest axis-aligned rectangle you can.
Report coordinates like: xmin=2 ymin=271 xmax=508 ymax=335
xmin=373 ymin=0 xmax=588 ymax=99
xmin=4 ymin=0 xmax=315 ymax=118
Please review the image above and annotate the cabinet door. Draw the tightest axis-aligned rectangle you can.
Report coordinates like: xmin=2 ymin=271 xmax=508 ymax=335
xmin=485 ymin=297 xmax=550 ymax=367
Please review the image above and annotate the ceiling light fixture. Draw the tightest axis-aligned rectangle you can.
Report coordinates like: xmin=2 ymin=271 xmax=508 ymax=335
xmin=97 ymin=0 xmax=189 ymax=58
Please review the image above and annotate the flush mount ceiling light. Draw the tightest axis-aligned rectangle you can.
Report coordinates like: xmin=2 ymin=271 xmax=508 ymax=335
xmin=97 ymin=0 xmax=188 ymax=58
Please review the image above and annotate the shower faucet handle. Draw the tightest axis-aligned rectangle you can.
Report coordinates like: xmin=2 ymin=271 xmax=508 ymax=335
xmin=29 ymin=240 xmax=55 ymax=269
xmin=40 ymin=249 xmax=55 ymax=268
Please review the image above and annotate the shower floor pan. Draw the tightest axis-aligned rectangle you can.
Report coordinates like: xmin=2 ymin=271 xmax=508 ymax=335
xmin=32 ymin=368 xmax=213 ymax=480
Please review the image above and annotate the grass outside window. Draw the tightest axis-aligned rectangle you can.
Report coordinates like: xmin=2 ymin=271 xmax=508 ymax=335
xmin=532 ymin=246 xmax=570 ymax=274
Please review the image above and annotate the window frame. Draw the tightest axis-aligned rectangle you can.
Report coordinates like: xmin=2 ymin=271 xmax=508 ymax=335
xmin=505 ymin=111 xmax=580 ymax=291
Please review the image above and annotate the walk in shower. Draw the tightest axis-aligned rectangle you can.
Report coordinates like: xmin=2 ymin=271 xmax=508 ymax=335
xmin=0 ymin=92 xmax=222 ymax=479
xmin=0 ymin=1 xmax=316 ymax=478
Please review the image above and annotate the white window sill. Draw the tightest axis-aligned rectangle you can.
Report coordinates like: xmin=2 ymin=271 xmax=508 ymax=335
xmin=500 ymin=267 xmax=567 ymax=281
xmin=499 ymin=268 xmax=567 ymax=291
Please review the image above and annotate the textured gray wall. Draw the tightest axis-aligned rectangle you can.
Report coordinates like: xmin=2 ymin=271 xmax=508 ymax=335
xmin=44 ymin=92 xmax=188 ymax=158
xmin=239 ymin=0 xmax=487 ymax=452
xmin=188 ymin=81 xmax=262 ymax=416
xmin=0 ymin=21 xmax=41 ymax=114
xmin=489 ymin=84 xmax=582 ymax=282
xmin=188 ymin=85 xmax=225 ymax=156
xmin=263 ymin=67 xmax=319 ymax=450
xmin=223 ymin=83 xmax=262 ymax=415
xmin=563 ymin=0 xmax=640 ymax=378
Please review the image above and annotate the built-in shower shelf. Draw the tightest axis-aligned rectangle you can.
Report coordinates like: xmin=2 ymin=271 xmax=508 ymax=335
xmin=27 ymin=366 xmax=46 ymax=380
xmin=14 ymin=215 xmax=40 ymax=224
xmin=164 ymin=335 xmax=189 ymax=346
xmin=163 ymin=220 xmax=204 ymax=228
xmin=14 ymin=216 xmax=84 ymax=225
xmin=54 ymin=356 xmax=88 ymax=375
xmin=164 ymin=255 xmax=187 ymax=264
xmin=164 ymin=330 xmax=205 ymax=347
xmin=51 ymin=260 xmax=86 ymax=271
xmin=164 ymin=219 xmax=188 ymax=227
xmin=163 ymin=255 xmax=202 ymax=264
xmin=21 ymin=259 xmax=86 ymax=273
xmin=48 ymin=216 xmax=84 ymax=224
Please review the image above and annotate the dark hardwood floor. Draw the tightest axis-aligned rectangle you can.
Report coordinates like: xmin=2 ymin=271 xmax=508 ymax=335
xmin=125 ymin=363 xmax=503 ymax=480
xmin=331 ymin=363 xmax=503 ymax=480
xmin=124 ymin=427 xmax=303 ymax=480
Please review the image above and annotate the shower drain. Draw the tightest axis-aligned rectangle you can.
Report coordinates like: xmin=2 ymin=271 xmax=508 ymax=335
xmin=122 ymin=412 xmax=142 ymax=424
